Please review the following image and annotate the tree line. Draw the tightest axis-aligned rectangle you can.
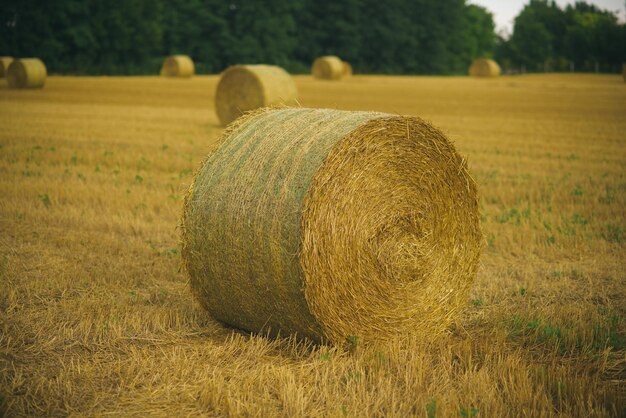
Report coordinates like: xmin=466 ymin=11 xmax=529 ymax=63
xmin=497 ymin=0 xmax=625 ymax=73
xmin=0 ymin=0 xmax=623 ymax=75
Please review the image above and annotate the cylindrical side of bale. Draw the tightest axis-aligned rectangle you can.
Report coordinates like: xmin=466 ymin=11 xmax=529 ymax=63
xmin=7 ymin=58 xmax=46 ymax=89
xmin=469 ymin=58 xmax=501 ymax=77
xmin=0 ymin=56 xmax=14 ymax=78
xmin=161 ymin=55 xmax=194 ymax=77
xmin=312 ymin=56 xmax=344 ymax=80
xmin=182 ymin=107 xmax=482 ymax=344
xmin=214 ymin=64 xmax=298 ymax=126
xmin=342 ymin=61 xmax=353 ymax=78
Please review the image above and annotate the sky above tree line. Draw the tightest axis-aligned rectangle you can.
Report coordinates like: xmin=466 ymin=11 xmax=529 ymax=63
xmin=469 ymin=0 xmax=625 ymax=35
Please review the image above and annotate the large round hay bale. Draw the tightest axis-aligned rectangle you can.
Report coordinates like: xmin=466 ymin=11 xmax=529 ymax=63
xmin=215 ymin=64 xmax=298 ymax=126
xmin=469 ymin=58 xmax=501 ymax=77
xmin=161 ymin=55 xmax=194 ymax=77
xmin=182 ymin=107 xmax=482 ymax=344
xmin=312 ymin=55 xmax=344 ymax=80
xmin=0 ymin=56 xmax=14 ymax=77
xmin=7 ymin=58 xmax=46 ymax=89
xmin=342 ymin=61 xmax=353 ymax=78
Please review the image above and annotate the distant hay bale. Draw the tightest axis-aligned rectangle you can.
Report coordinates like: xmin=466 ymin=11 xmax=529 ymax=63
xmin=7 ymin=58 xmax=46 ymax=89
xmin=182 ymin=107 xmax=482 ymax=344
xmin=312 ymin=56 xmax=344 ymax=80
xmin=469 ymin=58 xmax=501 ymax=77
xmin=0 ymin=56 xmax=13 ymax=77
xmin=342 ymin=61 xmax=353 ymax=78
xmin=215 ymin=64 xmax=298 ymax=126
xmin=161 ymin=55 xmax=194 ymax=77
xmin=623 ymin=63 xmax=626 ymax=82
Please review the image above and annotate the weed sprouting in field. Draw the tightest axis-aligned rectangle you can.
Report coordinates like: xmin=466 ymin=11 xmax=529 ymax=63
xmin=38 ymin=193 xmax=51 ymax=208
xmin=426 ymin=398 xmax=437 ymax=418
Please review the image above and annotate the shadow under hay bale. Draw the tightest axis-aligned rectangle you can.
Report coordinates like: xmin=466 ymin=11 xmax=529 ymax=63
xmin=7 ymin=58 xmax=46 ymax=89
xmin=182 ymin=107 xmax=482 ymax=344
xmin=161 ymin=55 xmax=194 ymax=78
xmin=0 ymin=56 xmax=13 ymax=78
xmin=469 ymin=58 xmax=501 ymax=77
xmin=214 ymin=64 xmax=298 ymax=126
xmin=312 ymin=56 xmax=344 ymax=80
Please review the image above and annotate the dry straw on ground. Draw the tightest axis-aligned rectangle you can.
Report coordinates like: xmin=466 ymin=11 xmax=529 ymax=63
xmin=182 ymin=107 xmax=482 ymax=344
xmin=214 ymin=64 xmax=298 ymax=126
xmin=7 ymin=58 xmax=46 ymax=88
xmin=312 ymin=56 xmax=344 ymax=80
xmin=342 ymin=61 xmax=353 ymax=78
xmin=469 ymin=58 xmax=501 ymax=77
xmin=161 ymin=55 xmax=195 ymax=78
xmin=0 ymin=56 xmax=13 ymax=77
xmin=1 ymin=74 xmax=624 ymax=416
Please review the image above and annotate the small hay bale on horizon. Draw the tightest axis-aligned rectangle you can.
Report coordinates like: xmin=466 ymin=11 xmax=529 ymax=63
xmin=469 ymin=58 xmax=501 ymax=77
xmin=622 ymin=63 xmax=626 ymax=82
xmin=161 ymin=55 xmax=194 ymax=77
xmin=7 ymin=58 xmax=46 ymax=89
xmin=312 ymin=55 xmax=344 ymax=80
xmin=181 ymin=107 xmax=482 ymax=345
xmin=214 ymin=64 xmax=298 ymax=126
xmin=0 ymin=56 xmax=14 ymax=78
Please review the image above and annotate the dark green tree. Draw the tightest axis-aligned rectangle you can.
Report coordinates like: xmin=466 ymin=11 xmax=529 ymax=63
xmin=295 ymin=0 xmax=361 ymax=71
xmin=161 ymin=0 xmax=228 ymax=73
xmin=507 ymin=0 xmax=562 ymax=71
xmin=221 ymin=1 xmax=300 ymax=70
xmin=462 ymin=5 xmax=497 ymax=61
xmin=498 ymin=0 xmax=624 ymax=73
xmin=410 ymin=0 xmax=468 ymax=73
xmin=357 ymin=0 xmax=418 ymax=73
xmin=564 ymin=4 xmax=623 ymax=71
xmin=88 ymin=0 xmax=163 ymax=74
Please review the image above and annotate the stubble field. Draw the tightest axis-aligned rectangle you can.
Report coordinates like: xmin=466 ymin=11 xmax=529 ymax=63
xmin=0 ymin=73 xmax=624 ymax=417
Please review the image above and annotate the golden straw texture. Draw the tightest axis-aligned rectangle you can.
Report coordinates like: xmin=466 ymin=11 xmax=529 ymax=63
xmin=0 ymin=56 xmax=13 ymax=77
xmin=215 ymin=64 xmax=298 ymax=126
xmin=182 ymin=107 xmax=482 ymax=344
xmin=469 ymin=59 xmax=501 ymax=77
xmin=7 ymin=58 xmax=46 ymax=89
xmin=161 ymin=55 xmax=194 ymax=77
xmin=342 ymin=61 xmax=353 ymax=78
xmin=312 ymin=56 xmax=344 ymax=80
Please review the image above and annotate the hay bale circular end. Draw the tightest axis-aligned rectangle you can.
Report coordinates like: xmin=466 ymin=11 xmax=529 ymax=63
xmin=7 ymin=58 xmax=46 ymax=89
xmin=0 ymin=56 xmax=14 ymax=78
xmin=182 ymin=107 xmax=482 ymax=344
xmin=215 ymin=64 xmax=298 ymax=126
xmin=469 ymin=58 xmax=501 ymax=77
xmin=161 ymin=55 xmax=194 ymax=77
xmin=312 ymin=56 xmax=344 ymax=80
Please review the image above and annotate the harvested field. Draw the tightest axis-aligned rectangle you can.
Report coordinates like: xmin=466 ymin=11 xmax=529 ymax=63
xmin=0 ymin=73 xmax=625 ymax=416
